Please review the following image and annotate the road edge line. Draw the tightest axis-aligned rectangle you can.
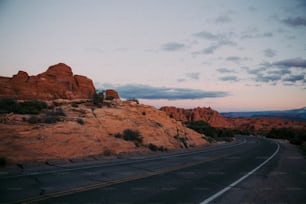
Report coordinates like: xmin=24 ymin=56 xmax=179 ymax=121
xmin=200 ymin=141 xmax=280 ymax=204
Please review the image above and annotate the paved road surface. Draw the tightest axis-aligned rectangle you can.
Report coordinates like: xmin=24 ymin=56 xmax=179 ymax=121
xmin=0 ymin=136 xmax=305 ymax=203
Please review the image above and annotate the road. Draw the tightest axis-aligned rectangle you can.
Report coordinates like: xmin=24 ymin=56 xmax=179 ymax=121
xmin=0 ymin=136 xmax=305 ymax=204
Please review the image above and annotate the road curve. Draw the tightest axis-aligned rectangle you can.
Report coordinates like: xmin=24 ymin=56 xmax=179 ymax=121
xmin=1 ymin=136 xmax=304 ymax=203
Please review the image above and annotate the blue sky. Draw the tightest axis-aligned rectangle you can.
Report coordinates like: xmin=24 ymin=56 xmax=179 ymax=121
xmin=0 ymin=0 xmax=305 ymax=111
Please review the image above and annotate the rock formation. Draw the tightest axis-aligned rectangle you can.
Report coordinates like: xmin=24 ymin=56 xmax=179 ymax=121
xmin=160 ymin=106 xmax=233 ymax=128
xmin=0 ymin=63 xmax=95 ymax=100
xmin=105 ymin=89 xmax=120 ymax=99
xmin=160 ymin=106 xmax=306 ymax=133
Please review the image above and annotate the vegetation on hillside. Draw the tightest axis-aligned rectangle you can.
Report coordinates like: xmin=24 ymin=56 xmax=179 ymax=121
xmin=184 ymin=120 xmax=234 ymax=142
xmin=0 ymin=98 xmax=47 ymax=114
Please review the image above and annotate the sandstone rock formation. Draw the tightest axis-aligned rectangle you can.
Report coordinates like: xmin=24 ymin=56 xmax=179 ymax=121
xmin=0 ymin=63 xmax=95 ymax=100
xmin=105 ymin=89 xmax=120 ymax=99
xmin=160 ymin=106 xmax=233 ymax=128
xmin=160 ymin=106 xmax=306 ymax=133
xmin=0 ymin=101 xmax=208 ymax=164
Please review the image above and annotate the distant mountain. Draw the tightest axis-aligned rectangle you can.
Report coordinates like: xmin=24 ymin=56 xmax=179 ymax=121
xmin=221 ymin=107 xmax=306 ymax=122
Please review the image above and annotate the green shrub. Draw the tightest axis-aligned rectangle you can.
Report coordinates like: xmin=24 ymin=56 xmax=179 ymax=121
xmin=105 ymin=95 xmax=115 ymax=100
xmin=115 ymin=133 xmax=122 ymax=138
xmin=28 ymin=116 xmax=41 ymax=124
xmin=77 ymin=118 xmax=84 ymax=125
xmin=0 ymin=156 xmax=7 ymax=167
xmin=71 ymin=102 xmax=79 ymax=108
xmin=0 ymin=99 xmax=47 ymax=114
xmin=148 ymin=143 xmax=158 ymax=151
xmin=103 ymin=149 xmax=112 ymax=156
xmin=122 ymin=129 xmax=143 ymax=144
xmin=46 ymin=108 xmax=65 ymax=116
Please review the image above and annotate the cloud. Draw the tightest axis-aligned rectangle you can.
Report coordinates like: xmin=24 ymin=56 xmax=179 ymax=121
xmin=161 ymin=42 xmax=186 ymax=51
xmin=215 ymin=15 xmax=231 ymax=24
xmin=226 ymin=56 xmax=249 ymax=62
xmin=193 ymin=45 xmax=219 ymax=55
xmin=254 ymin=74 xmax=282 ymax=83
xmin=219 ymin=76 xmax=238 ymax=82
xmin=99 ymin=84 xmax=229 ymax=100
xmin=263 ymin=48 xmax=276 ymax=58
xmin=243 ymin=58 xmax=306 ymax=85
xmin=282 ymin=74 xmax=305 ymax=82
xmin=186 ymin=72 xmax=200 ymax=80
xmin=273 ymin=57 xmax=306 ymax=68
xmin=193 ymin=31 xmax=222 ymax=40
xmin=192 ymin=30 xmax=236 ymax=56
xmin=240 ymin=32 xmax=274 ymax=39
xmin=281 ymin=16 xmax=306 ymax=27
xmin=216 ymin=68 xmax=235 ymax=73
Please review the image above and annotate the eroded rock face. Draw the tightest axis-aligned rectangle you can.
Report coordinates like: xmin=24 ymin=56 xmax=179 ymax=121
xmin=0 ymin=63 xmax=95 ymax=100
xmin=160 ymin=106 xmax=306 ymax=133
xmin=160 ymin=106 xmax=233 ymax=128
xmin=0 ymin=102 xmax=208 ymax=163
xmin=105 ymin=89 xmax=120 ymax=99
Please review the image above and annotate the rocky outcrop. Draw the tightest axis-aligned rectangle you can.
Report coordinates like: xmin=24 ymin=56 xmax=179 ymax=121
xmin=106 ymin=89 xmax=120 ymax=99
xmin=160 ymin=106 xmax=233 ymax=128
xmin=0 ymin=102 xmax=208 ymax=164
xmin=0 ymin=63 xmax=95 ymax=100
xmin=160 ymin=106 xmax=306 ymax=133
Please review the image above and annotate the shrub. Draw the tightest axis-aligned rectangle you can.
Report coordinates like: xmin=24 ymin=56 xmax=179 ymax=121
xmin=28 ymin=116 xmax=41 ymax=124
xmin=0 ymin=156 xmax=7 ymax=167
xmin=148 ymin=144 xmax=168 ymax=152
xmin=71 ymin=102 xmax=79 ymax=108
xmin=105 ymin=95 xmax=115 ymax=100
xmin=0 ymin=98 xmax=19 ymax=113
xmin=46 ymin=108 xmax=65 ymax=116
xmin=43 ymin=116 xmax=59 ymax=124
xmin=77 ymin=118 xmax=84 ymax=125
xmin=115 ymin=133 xmax=122 ymax=138
xmin=0 ymin=99 xmax=47 ymax=114
xmin=148 ymin=143 xmax=159 ymax=151
xmin=103 ymin=149 xmax=112 ymax=156
xmin=122 ymin=129 xmax=143 ymax=144
xmin=18 ymin=100 xmax=48 ymax=114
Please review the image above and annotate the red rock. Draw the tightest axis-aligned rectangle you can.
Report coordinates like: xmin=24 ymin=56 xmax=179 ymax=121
xmin=106 ymin=89 xmax=120 ymax=99
xmin=160 ymin=106 xmax=233 ymax=128
xmin=0 ymin=63 xmax=95 ymax=100
xmin=160 ymin=106 xmax=306 ymax=134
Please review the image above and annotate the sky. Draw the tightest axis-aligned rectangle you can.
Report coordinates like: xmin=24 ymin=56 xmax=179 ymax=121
xmin=0 ymin=0 xmax=305 ymax=112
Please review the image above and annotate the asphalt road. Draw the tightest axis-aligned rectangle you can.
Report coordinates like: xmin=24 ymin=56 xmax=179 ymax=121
xmin=0 ymin=136 xmax=305 ymax=204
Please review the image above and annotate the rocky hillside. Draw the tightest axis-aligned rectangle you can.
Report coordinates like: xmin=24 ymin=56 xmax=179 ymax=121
xmin=0 ymin=63 xmax=95 ymax=100
xmin=0 ymin=100 xmax=207 ymax=164
xmin=160 ymin=106 xmax=306 ymax=134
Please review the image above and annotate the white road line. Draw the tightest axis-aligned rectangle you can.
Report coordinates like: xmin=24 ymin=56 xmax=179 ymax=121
xmin=200 ymin=141 xmax=280 ymax=204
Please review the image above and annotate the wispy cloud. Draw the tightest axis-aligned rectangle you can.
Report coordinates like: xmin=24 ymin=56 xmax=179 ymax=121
xmin=281 ymin=16 xmax=306 ymax=27
xmin=219 ymin=76 xmax=238 ymax=82
xmin=273 ymin=57 xmax=306 ymax=68
xmin=192 ymin=45 xmax=219 ymax=55
xmin=161 ymin=42 xmax=186 ymax=51
xmin=98 ymin=83 xmax=229 ymax=100
xmin=192 ymin=30 xmax=236 ymax=55
xmin=215 ymin=15 xmax=232 ymax=24
xmin=216 ymin=68 xmax=236 ymax=73
xmin=240 ymin=32 xmax=274 ymax=39
xmin=263 ymin=48 xmax=276 ymax=58
xmin=243 ymin=58 xmax=306 ymax=86
xmin=186 ymin=72 xmax=200 ymax=80
xmin=226 ymin=56 xmax=249 ymax=63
